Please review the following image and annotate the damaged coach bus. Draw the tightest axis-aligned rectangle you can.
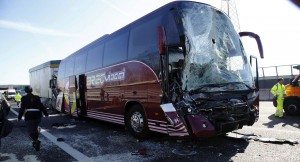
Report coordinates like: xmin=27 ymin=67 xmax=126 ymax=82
xmin=55 ymin=1 xmax=264 ymax=138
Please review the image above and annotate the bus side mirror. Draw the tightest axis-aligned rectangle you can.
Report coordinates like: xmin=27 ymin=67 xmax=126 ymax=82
xmin=157 ymin=26 xmax=167 ymax=55
xmin=239 ymin=32 xmax=264 ymax=59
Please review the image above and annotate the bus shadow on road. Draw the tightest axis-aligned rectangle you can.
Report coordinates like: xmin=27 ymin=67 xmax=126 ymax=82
xmin=263 ymin=114 xmax=300 ymax=129
xmin=148 ymin=135 xmax=250 ymax=161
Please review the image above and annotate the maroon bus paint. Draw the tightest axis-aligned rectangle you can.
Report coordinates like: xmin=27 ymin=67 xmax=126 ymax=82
xmin=55 ymin=1 xmax=262 ymax=138
xmin=84 ymin=61 xmax=165 ymax=126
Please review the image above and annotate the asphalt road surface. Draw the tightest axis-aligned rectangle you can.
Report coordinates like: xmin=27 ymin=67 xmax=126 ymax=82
xmin=0 ymin=102 xmax=299 ymax=162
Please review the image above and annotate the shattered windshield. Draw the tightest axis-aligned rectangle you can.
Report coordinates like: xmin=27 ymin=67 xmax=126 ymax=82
xmin=180 ymin=3 xmax=253 ymax=92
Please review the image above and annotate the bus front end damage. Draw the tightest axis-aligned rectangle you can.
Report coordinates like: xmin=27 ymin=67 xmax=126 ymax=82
xmin=158 ymin=3 xmax=260 ymax=138
xmin=156 ymin=2 xmax=263 ymax=138
xmin=161 ymin=90 xmax=259 ymax=137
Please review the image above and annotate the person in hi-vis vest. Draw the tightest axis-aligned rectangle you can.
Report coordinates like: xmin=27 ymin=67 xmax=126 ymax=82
xmin=270 ymin=78 xmax=286 ymax=118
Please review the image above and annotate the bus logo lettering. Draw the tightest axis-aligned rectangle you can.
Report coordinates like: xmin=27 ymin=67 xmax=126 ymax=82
xmin=87 ymin=68 xmax=125 ymax=86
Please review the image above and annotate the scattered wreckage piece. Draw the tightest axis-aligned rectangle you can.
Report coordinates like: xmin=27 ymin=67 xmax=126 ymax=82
xmin=172 ymin=148 xmax=197 ymax=156
xmin=131 ymin=148 xmax=147 ymax=156
xmin=253 ymin=137 xmax=298 ymax=145
xmin=227 ymin=132 xmax=298 ymax=145
xmin=51 ymin=123 xmax=76 ymax=129
xmin=57 ymin=138 xmax=65 ymax=142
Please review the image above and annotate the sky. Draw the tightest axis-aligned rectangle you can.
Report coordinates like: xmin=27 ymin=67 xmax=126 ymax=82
xmin=0 ymin=0 xmax=299 ymax=85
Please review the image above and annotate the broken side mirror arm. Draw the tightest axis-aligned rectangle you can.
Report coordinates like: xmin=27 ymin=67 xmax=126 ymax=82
xmin=250 ymin=55 xmax=259 ymax=90
xmin=239 ymin=32 xmax=264 ymax=59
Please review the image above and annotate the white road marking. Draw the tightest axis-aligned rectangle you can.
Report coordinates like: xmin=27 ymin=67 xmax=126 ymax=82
xmin=10 ymin=108 xmax=91 ymax=162
xmin=10 ymin=108 xmax=21 ymax=118
xmin=10 ymin=108 xmax=65 ymax=117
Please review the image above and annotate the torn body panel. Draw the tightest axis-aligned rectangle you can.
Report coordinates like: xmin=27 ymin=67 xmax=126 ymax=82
xmin=161 ymin=90 xmax=259 ymax=137
xmin=160 ymin=103 xmax=189 ymax=137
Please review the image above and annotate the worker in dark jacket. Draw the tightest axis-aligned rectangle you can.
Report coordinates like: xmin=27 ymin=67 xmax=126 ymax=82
xmin=0 ymin=93 xmax=11 ymax=147
xmin=18 ymin=86 xmax=48 ymax=151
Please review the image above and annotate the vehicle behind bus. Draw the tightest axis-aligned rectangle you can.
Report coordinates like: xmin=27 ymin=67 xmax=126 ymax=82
xmin=54 ymin=1 xmax=263 ymax=138
xmin=7 ymin=89 xmax=16 ymax=100
xmin=284 ymin=65 xmax=300 ymax=115
xmin=29 ymin=60 xmax=61 ymax=109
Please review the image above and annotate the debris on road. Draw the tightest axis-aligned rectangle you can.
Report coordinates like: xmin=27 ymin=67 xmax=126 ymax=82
xmin=172 ymin=148 xmax=197 ymax=156
xmin=131 ymin=148 xmax=147 ymax=156
xmin=228 ymin=132 xmax=298 ymax=145
xmin=253 ymin=137 xmax=298 ymax=145
xmin=57 ymin=138 xmax=64 ymax=142
xmin=231 ymin=131 xmax=258 ymax=137
xmin=52 ymin=123 xmax=76 ymax=129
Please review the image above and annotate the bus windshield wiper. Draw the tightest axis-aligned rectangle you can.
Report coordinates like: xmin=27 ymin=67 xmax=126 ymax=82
xmin=189 ymin=82 xmax=254 ymax=95
xmin=228 ymin=82 xmax=255 ymax=91
xmin=189 ymin=83 xmax=229 ymax=94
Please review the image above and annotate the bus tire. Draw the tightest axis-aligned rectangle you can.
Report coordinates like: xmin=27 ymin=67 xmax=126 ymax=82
xmin=125 ymin=105 xmax=149 ymax=139
xmin=284 ymin=99 xmax=300 ymax=115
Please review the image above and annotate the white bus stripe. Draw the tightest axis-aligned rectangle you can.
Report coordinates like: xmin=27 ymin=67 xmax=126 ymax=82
xmin=87 ymin=111 xmax=124 ymax=120
xmin=148 ymin=119 xmax=167 ymax=124
xmin=169 ymin=132 xmax=189 ymax=136
xmin=87 ymin=113 xmax=124 ymax=124
xmin=148 ymin=125 xmax=168 ymax=131
xmin=87 ymin=110 xmax=123 ymax=117
xmin=87 ymin=111 xmax=123 ymax=119
xmin=149 ymin=128 xmax=168 ymax=134
xmin=10 ymin=108 xmax=91 ymax=162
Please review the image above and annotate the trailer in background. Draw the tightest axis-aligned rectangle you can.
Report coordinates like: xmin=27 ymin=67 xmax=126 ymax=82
xmin=29 ymin=60 xmax=61 ymax=109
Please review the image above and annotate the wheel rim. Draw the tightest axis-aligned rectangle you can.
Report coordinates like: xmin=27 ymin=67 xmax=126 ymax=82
xmin=287 ymin=104 xmax=297 ymax=113
xmin=130 ymin=112 xmax=144 ymax=133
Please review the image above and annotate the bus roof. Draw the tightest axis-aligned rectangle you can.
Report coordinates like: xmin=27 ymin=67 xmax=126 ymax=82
xmin=29 ymin=60 xmax=61 ymax=73
xmin=63 ymin=1 xmax=212 ymax=60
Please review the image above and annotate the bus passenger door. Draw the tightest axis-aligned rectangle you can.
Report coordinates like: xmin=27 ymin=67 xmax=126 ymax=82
xmin=68 ymin=75 xmax=77 ymax=116
xmin=77 ymin=74 xmax=87 ymax=116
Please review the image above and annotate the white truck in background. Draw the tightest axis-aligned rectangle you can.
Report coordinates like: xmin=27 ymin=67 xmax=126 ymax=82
xmin=7 ymin=88 xmax=16 ymax=100
xmin=29 ymin=60 xmax=61 ymax=109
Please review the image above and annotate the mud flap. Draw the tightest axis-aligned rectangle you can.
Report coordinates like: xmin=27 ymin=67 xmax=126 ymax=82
xmin=160 ymin=103 xmax=189 ymax=137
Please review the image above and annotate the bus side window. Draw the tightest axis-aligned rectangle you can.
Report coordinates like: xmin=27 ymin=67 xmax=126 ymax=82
xmin=74 ymin=51 xmax=87 ymax=75
xmin=164 ymin=13 xmax=180 ymax=46
xmin=164 ymin=12 xmax=183 ymax=71
xmin=58 ymin=61 xmax=66 ymax=79
xmin=128 ymin=16 xmax=162 ymax=59
xmin=65 ymin=57 xmax=75 ymax=77
xmin=103 ymin=31 xmax=129 ymax=67
xmin=86 ymin=44 xmax=104 ymax=71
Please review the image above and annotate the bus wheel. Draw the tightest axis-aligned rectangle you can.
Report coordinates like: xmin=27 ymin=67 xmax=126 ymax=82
xmin=284 ymin=99 xmax=300 ymax=115
xmin=125 ymin=105 xmax=149 ymax=139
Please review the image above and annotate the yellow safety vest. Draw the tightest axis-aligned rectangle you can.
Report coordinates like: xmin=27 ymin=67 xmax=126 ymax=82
xmin=15 ymin=93 xmax=22 ymax=102
xmin=270 ymin=83 xmax=285 ymax=99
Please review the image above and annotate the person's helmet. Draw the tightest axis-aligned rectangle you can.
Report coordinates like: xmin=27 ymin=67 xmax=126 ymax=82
xmin=278 ymin=77 xmax=284 ymax=82
xmin=24 ymin=86 xmax=33 ymax=93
